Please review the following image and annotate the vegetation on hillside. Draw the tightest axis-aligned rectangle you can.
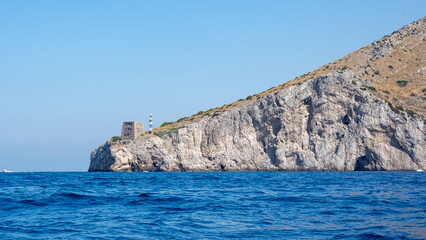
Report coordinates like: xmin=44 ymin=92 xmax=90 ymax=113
xmin=155 ymin=17 xmax=425 ymax=132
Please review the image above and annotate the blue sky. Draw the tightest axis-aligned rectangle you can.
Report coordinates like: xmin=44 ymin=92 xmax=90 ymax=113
xmin=0 ymin=1 xmax=425 ymax=171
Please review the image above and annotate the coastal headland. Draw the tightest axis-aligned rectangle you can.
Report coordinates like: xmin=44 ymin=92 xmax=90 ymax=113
xmin=89 ymin=17 xmax=426 ymax=172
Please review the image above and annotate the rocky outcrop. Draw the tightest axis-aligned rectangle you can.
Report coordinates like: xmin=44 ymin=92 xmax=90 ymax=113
xmin=89 ymin=17 xmax=426 ymax=172
xmin=89 ymin=71 xmax=425 ymax=172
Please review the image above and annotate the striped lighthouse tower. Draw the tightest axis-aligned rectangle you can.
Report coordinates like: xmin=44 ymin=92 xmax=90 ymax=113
xmin=149 ymin=113 xmax=153 ymax=131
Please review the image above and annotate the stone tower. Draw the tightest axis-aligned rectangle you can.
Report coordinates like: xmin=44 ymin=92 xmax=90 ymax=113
xmin=121 ymin=121 xmax=144 ymax=140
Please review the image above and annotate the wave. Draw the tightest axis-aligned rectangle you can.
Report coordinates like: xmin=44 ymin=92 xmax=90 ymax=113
xmin=20 ymin=199 xmax=48 ymax=206
xmin=332 ymin=232 xmax=415 ymax=240
xmin=58 ymin=193 xmax=87 ymax=199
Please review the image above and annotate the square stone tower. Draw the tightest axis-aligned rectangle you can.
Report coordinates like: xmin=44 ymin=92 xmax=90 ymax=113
xmin=121 ymin=121 xmax=144 ymax=140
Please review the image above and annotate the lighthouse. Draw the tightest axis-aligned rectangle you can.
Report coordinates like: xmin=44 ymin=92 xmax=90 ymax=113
xmin=149 ymin=113 xmax=153 ymax=132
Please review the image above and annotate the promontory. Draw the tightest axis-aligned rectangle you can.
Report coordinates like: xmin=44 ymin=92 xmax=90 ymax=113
xmin=89 ymin=17 xmax=426 ymax=172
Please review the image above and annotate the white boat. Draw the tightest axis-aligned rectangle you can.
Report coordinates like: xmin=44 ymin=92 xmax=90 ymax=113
xmin=415 ymin=169 xmax=424 ymax=172
xmin=2 ymin=169 xmax=12 ymax=173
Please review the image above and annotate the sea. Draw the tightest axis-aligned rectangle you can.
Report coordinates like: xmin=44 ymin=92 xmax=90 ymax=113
xmin=0 ymin=172 xmax=424 ymax=239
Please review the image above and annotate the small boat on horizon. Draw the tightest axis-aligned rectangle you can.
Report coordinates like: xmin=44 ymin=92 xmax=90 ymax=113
xmin=415 ymin=169 xmax=424 ymax=172
xmin=2 ymin=169 xmax=12 ymax=173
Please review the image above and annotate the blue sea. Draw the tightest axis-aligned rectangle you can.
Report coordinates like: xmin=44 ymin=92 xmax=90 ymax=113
xmin=0 ymin=172 xmax=424 ymax=239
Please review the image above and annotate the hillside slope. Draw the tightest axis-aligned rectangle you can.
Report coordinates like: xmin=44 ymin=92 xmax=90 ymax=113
xmin=156 ymin=16 xmax=425 ymax=131
xmin=89 ymin=17 xmax=426 ymax=172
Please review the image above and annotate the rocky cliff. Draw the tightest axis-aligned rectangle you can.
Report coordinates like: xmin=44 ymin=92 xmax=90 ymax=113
xmin=89 ymin=17 xmax=426 ymax=172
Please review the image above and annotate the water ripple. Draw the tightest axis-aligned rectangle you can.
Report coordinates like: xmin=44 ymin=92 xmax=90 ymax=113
xmin=0 ymin=171 xmax=424 ymax=239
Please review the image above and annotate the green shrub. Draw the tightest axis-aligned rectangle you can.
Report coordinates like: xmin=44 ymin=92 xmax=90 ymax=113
xmin=341 ymin=66 xmax=348 ymax=70
xmin=160 ymin=122 xmax=172 ymax=127
xmin=362 ymin=85 xmax=377 ymax=92
xmin=396 ymin=80 xmax=407 ymax=87
xmin=352 ymin=80 xmax=357 ymax=85
xmin=295 ymin=82 xmax=302 ymax=86
xmin=299 ymin=72 xmax=310 ymax=78
xmin=169 ymin=127 xmax=183 ymax=133
xmin=388 ymin=65 xmax=393 ymax=69
xmin=153 ymin=132 xmax=164 ymax=138
xmin=386 ymin=101 xmax=400 ymax=114
xmin=405 ymin=109 xmax=417 ymax=117
xmin=395 ymin=106 xmax=404 ymax=111
xmin=365 ymin=71 xmax=369 ymax=75
xmin=192 ymin=111 xmax=204 ymax=116
xmin=111 ymin=136 xmax=121 ymax=142
xmin=176 ymin=117 xmax=186 ymax=123
xmin=246 ymin=95 xmax=252 ymax=100
xmin=383 ymin=90 xmax=390 ymax=94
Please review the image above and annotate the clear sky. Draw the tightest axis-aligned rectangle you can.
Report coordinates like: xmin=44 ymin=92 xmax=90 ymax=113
xmin=0 ymin=1 xmax=424 ymax=171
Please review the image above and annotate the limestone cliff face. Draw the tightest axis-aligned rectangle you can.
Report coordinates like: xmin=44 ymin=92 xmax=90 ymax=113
xmin=89 ymin=72 xmax=425 ymax=172
xmin=89 ymin=17 xmax=426 ymax=172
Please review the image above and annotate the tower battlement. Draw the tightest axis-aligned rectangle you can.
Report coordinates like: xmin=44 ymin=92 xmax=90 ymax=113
xmin=121 ymin=121 xmax=144 ymax=140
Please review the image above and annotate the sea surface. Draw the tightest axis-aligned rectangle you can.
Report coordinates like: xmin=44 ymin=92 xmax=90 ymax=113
xmin=0 ymin=172 xmax=424 ymax=239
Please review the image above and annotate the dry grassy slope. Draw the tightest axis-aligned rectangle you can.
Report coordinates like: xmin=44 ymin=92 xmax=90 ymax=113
xmin=156 ymin=17 xmax=425 ymax=132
